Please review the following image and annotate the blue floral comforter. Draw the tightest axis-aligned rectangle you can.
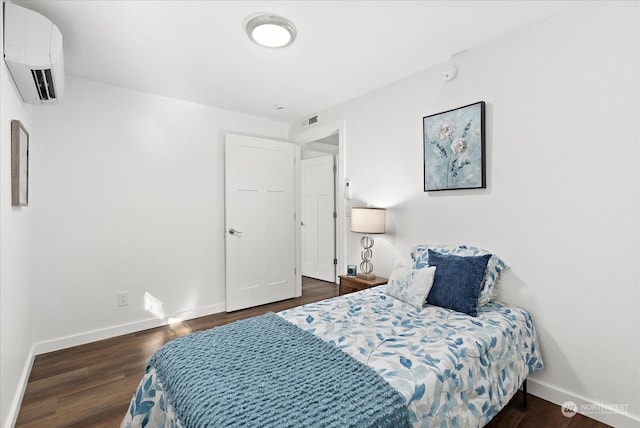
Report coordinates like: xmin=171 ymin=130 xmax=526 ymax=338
xmin=280 ymin=286 xmax=543 ymax=427
xmin=122 ymin=286 xmax=542 ymax=427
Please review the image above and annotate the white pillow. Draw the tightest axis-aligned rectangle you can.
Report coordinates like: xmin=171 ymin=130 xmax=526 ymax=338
xmin=386 ymin=265 xmax=436 ymax=309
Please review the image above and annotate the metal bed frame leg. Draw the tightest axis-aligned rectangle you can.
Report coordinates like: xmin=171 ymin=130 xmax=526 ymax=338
xmin=522 ymin=379 xmax=528 ymax=409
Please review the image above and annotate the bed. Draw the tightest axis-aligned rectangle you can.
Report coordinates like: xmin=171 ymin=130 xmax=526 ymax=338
xmin=121 ymin=245 xmax=543 ymax=428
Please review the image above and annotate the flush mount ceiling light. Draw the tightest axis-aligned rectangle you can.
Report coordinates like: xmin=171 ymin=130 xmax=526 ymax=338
xmin=246 ymin=14 xmax=297 ymax=48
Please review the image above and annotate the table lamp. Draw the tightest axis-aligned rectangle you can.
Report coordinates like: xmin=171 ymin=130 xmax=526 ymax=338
xmin=351 ymin=207 xmax=386 ymax=279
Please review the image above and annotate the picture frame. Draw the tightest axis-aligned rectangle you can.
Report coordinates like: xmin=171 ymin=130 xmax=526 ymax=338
xmin=423 ymin=101 xmax=486 ymax=191
xmin=11 ymin=120 xmax=29 ymax=206
xmin=347 ymin=265 xmax=357 ymax=277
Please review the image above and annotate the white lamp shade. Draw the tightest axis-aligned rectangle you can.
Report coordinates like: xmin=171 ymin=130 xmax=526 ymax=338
xmin=351 ymin=207 xmax=386 ymax=234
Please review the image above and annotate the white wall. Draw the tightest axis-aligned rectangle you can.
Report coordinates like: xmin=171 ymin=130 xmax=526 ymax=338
xmin=29 ymin=76 xmax=288 ymax=349
xmin=0 ymin=2 xmax=35 ymax=427
xmin=301 ymin=141 xmax=339 ymax=160
xmin=292 ymin=2 xmax=639 ymax=426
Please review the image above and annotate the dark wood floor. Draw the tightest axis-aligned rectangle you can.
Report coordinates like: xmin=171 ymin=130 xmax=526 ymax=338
xmin=16 ymin=278 xmax=610 ymax=427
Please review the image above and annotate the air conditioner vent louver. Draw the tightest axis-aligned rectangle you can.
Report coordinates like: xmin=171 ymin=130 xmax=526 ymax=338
xmin=31 ymin=69 xmax=57 ymax=100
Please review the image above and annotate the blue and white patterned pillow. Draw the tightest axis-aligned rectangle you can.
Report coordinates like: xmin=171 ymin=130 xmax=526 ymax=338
xmin=386 ymin=265 xmax=436 ymax=309
xmin=411 ymin=244 xmax=508 ymax=306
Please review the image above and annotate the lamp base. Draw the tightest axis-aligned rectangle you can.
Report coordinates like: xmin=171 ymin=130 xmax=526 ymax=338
xmin=357 ymin=272 xmax=377 ymax=280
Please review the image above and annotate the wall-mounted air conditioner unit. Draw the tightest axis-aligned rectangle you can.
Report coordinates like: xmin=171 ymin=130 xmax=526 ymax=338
xmin=3 ymin=2 xmax=65 ymax=105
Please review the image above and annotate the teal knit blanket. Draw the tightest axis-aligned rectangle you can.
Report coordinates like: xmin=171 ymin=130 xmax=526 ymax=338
xmin=148 ymin=312 xmax=410 ymax=428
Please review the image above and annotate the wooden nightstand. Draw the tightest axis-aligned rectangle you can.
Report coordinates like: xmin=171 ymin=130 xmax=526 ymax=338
xmin=339 ymin=275 xmax=388 ymax=296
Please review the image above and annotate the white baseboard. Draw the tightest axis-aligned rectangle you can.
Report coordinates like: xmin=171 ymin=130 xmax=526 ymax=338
xmin=527 ymin=378 xmax=640 ymax=428
xmin=4 ymin=343 xmax=35 ymax=428
xmin=34 ymin=302 xmax=226 ymax=355
xmin=4 ymin=303 xmax=225 ymax=428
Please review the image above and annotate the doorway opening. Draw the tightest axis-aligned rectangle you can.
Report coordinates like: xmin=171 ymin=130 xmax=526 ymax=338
xmin=294 ymin=120 xmax=346 ymax=296
xmin=300 ymin=134 xmax=338 ymax=283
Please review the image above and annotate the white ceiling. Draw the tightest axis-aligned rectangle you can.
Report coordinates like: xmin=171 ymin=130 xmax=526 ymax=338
xmin=14 ymin=0 xmax=579 ymax=122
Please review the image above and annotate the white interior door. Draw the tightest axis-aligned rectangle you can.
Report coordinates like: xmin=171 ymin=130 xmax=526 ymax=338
xmin=225 ymin=134 xmax=296 ymax=312
xmin=301 ymin=155 xmax=335 ymax=282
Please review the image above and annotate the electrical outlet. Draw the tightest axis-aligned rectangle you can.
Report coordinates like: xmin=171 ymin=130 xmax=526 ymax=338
xmin=118 ymin=291 xmax=129 ymax=307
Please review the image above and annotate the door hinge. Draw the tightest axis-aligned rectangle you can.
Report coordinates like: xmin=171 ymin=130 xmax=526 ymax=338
xmin=294 ymin=268 xmax=297 ymax=275
xmin=333 ymin=258 xmax=338 ymax=265
xmin=333 ymin=165 xmax=337 ymax=173
xmin=333 ymin=212 xmax=337 ymax=219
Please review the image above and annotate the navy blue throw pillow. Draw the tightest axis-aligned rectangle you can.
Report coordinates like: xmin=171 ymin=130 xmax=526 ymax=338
xmin=426 ymin=250 xmax=491 ymax=317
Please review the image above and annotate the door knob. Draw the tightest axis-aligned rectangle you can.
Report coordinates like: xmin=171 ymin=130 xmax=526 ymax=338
xmin=228 ymin=228 xmax=242 ymax=236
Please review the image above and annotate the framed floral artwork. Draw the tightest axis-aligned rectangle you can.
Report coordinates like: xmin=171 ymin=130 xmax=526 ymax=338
xmin=423 ymin=101 xmax=486 ymax=191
